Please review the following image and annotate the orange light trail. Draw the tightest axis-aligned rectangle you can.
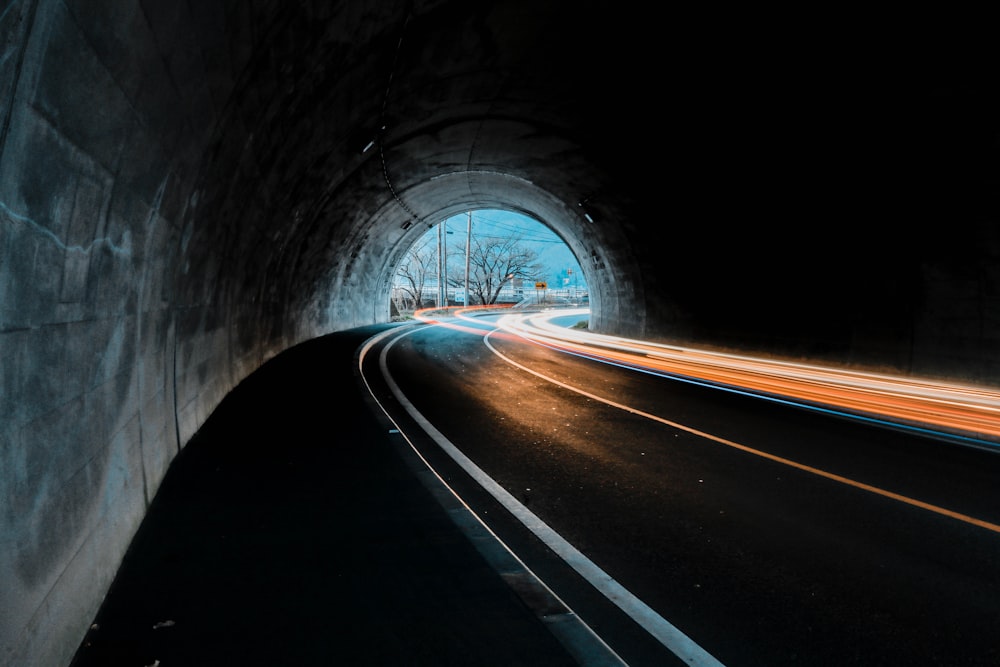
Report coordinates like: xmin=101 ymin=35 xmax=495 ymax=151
xmin=404 ymin=307 xmax=1000 ymax=532
xmin=490 ymin=309 xmax=1000 ymax=449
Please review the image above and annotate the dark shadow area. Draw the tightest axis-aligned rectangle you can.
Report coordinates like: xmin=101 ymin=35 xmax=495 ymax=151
xmin=69 ymin=326 xmax=578 ymax=666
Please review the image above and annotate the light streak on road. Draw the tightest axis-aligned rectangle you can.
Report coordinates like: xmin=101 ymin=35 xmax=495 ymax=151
xmin=401 ymin=304 xmax=1000 ymax=660
xmin=364 ymin=319 xmax=727 ymax=665
xmin=483 ymin=308 xmax=1000 ymax=450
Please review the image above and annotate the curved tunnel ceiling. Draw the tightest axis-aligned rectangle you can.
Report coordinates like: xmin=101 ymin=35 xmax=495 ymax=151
xmin=172 ymin=2 xmax=1000 ymax=379
xmin=178 ymin=2 xmax=668 ymax=346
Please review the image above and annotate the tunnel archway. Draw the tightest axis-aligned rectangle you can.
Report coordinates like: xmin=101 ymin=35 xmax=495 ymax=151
xmin=299 ymin=166 xmax=653 ymax=340
xmin=3 ymin=3 xmax=999 ymax=665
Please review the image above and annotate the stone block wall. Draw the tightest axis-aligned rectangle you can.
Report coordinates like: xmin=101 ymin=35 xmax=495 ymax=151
xmin=0 ymin=3 xmax=259 ymax=664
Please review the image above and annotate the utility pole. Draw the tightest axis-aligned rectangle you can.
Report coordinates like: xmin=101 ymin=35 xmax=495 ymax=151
xmin=442 ymin=221 xmax=448 ymax=305
xmin=437 ymin=220 xmax=445 ymax=307
xmin=464 ymin=211 xmax=472 ymax=306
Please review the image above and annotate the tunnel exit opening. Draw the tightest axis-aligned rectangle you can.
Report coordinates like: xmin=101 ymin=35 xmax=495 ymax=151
xmin=390 ymin=209 xmax=588 ymax=320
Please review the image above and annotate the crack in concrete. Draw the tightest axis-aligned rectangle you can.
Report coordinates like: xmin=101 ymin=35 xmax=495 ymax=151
xmin=0 ymin=200 xmax=132 ymax=257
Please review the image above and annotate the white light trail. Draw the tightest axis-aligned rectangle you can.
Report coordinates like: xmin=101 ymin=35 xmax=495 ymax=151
xmin=490 ymin=308 xmax=1000 ymax=450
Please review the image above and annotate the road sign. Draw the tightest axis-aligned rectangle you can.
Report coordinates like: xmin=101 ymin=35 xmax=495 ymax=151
xmin=535 ymin=281 xmax=547 ymax=289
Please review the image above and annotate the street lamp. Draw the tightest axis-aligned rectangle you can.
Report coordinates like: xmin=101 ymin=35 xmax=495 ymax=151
xmin=437 ymin=224 xmax=454 ymax=306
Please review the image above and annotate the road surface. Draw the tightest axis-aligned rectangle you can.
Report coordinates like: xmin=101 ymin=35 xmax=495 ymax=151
xmin=359 ymin=310 xmax=1000 ymax=666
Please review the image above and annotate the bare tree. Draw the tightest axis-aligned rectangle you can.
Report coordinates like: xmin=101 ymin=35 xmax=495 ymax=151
xmin=450 ymin=234 xmax=544 ymax=305
xmin=393 ymin=236 xmax=436 ymax=312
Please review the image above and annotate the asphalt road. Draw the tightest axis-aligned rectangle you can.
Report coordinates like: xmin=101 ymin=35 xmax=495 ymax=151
xmin=365 ymin=314 xmax=1000 ymax=666
xmin=71 ymin=326 xmax=593 ymax=667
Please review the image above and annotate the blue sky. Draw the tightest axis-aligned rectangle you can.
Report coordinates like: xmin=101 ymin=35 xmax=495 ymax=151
xmin=433 ymin=209 xmax=584 ymax=288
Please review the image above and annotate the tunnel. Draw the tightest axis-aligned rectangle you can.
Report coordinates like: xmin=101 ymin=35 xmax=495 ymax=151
xmin=2 ymin=2 xmax=999 ymax=665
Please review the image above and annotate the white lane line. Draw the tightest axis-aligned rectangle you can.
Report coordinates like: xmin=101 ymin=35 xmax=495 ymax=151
xmin=358 ymin=325 xmax=629 ymax=667
xmin=366 ymin=323 xmax=725 ymax=667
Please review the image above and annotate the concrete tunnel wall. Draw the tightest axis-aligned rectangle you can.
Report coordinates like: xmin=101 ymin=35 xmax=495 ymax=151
xmin=2 ymin=3 xmax=1000 ymax=666
xmin=0 ymin=4 xmax=647 ymax=664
